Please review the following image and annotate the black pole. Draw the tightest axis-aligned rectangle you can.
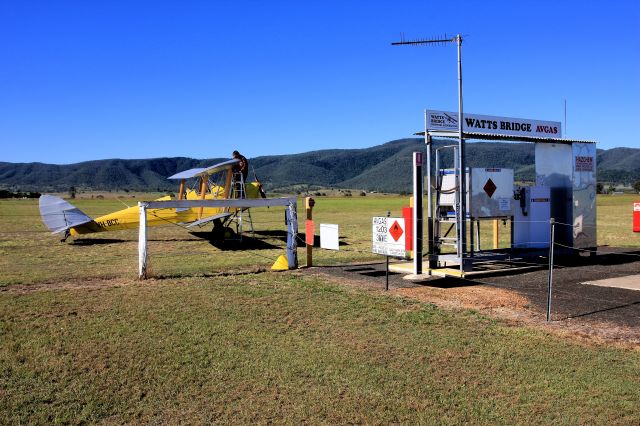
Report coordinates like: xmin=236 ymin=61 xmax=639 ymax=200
xmin=385 ymin=256 xmax=389 ymax=291
xmin=546 ymin=218 xmax=555 ymax=322
xmin=413 ymin=152 xmax=423 ymax=275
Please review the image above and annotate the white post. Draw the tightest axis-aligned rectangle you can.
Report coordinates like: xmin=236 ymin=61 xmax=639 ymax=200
xmin=138 ymin=202 xmax=148 ymax=279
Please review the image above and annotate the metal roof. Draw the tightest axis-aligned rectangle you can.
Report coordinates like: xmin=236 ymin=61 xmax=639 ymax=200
xmin=415 ymin=130 xmax=596 ymax=144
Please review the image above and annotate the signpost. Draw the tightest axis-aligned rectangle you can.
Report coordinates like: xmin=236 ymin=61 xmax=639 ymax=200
xmin=426 ymin=110 xmax=562 ymax=139
xmin=373 ymin=217 xmax=406 ymax=290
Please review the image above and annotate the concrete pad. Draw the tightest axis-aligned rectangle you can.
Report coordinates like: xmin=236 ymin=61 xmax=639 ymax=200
xmin=582 ymin=275 xmax=640 ymax=291
xmin=389 ymin=261 xmax=424 ymax=274
xmin=390 ymin=261 xmax=466 ymax=278
xmin=402 ymin=273 xmax=439 ymax=282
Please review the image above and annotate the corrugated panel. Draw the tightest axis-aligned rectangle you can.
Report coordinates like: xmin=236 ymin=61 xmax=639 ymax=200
xmin=417 ymin=130 xmax=596 ymax=144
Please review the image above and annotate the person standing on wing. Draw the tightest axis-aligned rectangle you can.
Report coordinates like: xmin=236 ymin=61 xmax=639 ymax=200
xmin=232 ymin=150 xmax=249 ymax=182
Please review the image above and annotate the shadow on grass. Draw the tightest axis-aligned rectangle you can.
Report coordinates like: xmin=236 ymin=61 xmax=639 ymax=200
xmin=554 ymin=249 xmax=640 ymax=268
xmin=562 ymin=300 xmax=640 ymax=321
xmin=359 ymin=270 xmax=402 ymax=278
xmin=151 ymin=268 xmax=270 ymax=280
xmin=254 ymin=231 xmax=351 ymax=247
xmin=71 ymin=238 xmax=129 ymax=245
xmin=190 ymin=232 xmax=281 ymax=251
xmin=416 ymin=277 xmax=483 ymax=289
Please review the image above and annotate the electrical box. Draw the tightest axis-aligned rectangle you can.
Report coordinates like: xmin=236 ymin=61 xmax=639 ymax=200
xmin=438 ymin=168 xmax=514 ymax=218
xmin=470 ymin=168 xmax=514 ymax=218
xmin=513 ymin=186 xmax=551 ymax=249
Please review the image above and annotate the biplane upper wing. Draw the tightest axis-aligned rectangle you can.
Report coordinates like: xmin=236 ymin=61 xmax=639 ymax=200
xmin=195 ymin=159 xmax=239 ymax=177
xmin=166 ymin=168 xmax=206 ymax=180
xmin=39 ymin=194 xmax=98 ymax=234
xmin=166 ymin=159 xmax=240 ymax=180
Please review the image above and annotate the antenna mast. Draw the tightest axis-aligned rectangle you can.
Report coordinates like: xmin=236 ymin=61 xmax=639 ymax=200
xmin=392 ymin=34 xmax=468 ymax=272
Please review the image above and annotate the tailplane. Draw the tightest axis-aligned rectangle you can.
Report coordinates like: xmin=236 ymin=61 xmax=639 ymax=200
xmin=39 ymin=195 xmax=95 ymax=237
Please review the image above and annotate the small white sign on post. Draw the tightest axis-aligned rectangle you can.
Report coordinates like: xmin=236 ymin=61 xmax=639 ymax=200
xmin=320 ymin=223 xmax=339 ymax=250
xmin=372 ymin=217 xmax=406 ymax=258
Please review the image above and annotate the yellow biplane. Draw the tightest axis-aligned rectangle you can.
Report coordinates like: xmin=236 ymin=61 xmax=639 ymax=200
xmin=39 ymin=158 xmax=267 ymax=241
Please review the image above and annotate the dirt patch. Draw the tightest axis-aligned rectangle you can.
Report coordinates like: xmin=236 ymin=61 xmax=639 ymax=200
xmin=311 ymin=251 xmax=640 ymax=348
xmin=0 ymin=266 xmax=273 ymax=295
xmin=0 ymin=277 xmax=142 ymax=294
xmin=395 ymin=284 xmax=533 ymax=321
xmin=4 ymin=254 xmax=638 ymax=347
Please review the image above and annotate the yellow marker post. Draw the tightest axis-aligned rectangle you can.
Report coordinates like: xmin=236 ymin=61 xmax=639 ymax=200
xmin=198 ymin=177 xmax=207 ymax=219
xmin=493 ymin=219 xmax=499 ymax=249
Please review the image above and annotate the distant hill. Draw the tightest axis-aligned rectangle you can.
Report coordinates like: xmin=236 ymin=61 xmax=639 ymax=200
xmin=1 ymin=139 xmax=638 ymax=193
xmin=595 ymin=148 xmax=640 ymax=183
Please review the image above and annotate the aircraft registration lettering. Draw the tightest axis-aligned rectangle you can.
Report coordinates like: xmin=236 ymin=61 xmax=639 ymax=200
xmin=98 ymin=218 xmax=120 ymax=228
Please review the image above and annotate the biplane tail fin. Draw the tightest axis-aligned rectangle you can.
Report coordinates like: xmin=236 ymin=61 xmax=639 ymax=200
xmin=39 ymin=194 xmax=95 ymax=234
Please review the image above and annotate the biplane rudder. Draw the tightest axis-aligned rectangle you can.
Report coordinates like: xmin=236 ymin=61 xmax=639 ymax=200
xmin=38 ymin=194 xmax=101 ymax=238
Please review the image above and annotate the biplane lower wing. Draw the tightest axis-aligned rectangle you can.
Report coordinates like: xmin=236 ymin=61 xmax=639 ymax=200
xmin=185 ymin=212 xmax=233 ymax=228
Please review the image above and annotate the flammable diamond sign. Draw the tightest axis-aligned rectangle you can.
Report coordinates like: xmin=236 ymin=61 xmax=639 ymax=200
xmin=372 ymin=217 xmax=406 ymax=258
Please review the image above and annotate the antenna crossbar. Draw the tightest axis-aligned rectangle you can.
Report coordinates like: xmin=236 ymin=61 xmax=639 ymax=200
xmin=391 ymin=34 xmax=458 ymax=46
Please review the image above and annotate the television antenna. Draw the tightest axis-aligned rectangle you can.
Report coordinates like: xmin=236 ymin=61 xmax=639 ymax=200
xmin=392 ymin=34 xmax=469 ymax=271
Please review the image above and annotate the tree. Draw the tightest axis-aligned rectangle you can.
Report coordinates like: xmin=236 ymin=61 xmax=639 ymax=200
xmin=596 ymin=182 xmax=604 ymax=194
xmin=633 ymin=181 xmax=640 ymax=194
xmin=68 ymin=186 xmax=76 ymax=199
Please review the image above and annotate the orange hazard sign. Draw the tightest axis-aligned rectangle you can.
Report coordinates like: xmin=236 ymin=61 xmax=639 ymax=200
xmin=372 ymin=217 xmax=406 ymax=258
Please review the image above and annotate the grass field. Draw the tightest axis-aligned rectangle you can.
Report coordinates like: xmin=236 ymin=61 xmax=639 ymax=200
xmin=1 ymin=194 xmax=639 ymax=423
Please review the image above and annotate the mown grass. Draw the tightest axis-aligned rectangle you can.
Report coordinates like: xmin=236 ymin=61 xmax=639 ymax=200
xmin=1 ymin=274 xmax=638 ymax=424
xmin=0 ymin=194 xmax=639 ymax=423
xmin=597 ymin=193 xmax=640 ymax=247
xmin=2 ymin=194 xmax=636 ymax=287
xmin=0 ymin=196 xmax=403 ymax=287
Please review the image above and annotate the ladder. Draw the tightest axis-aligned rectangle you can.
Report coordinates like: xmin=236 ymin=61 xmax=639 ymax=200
xmin=434 ymin=145 xmax=461 ymax=254
xmin=229 ymin=172 xmax=254 ymax=239
xmin=433 ymin=145 xmax=478 ymax=270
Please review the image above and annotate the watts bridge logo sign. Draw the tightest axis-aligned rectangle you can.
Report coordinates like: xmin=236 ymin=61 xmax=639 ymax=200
xmin=426 ymin=110 xmax=562 ymax=139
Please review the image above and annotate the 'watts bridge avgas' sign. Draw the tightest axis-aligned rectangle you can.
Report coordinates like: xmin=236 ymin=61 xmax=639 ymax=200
xmin=426 ymin=110 xmax=562 ymax=139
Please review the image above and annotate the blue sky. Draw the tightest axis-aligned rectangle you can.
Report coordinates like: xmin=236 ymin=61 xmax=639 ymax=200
xmin=1 ymin=0 xmax=638 ymax=164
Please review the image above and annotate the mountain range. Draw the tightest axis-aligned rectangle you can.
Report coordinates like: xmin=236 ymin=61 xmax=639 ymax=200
xmin=1 ymin=139 xmax=638 ymax=194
